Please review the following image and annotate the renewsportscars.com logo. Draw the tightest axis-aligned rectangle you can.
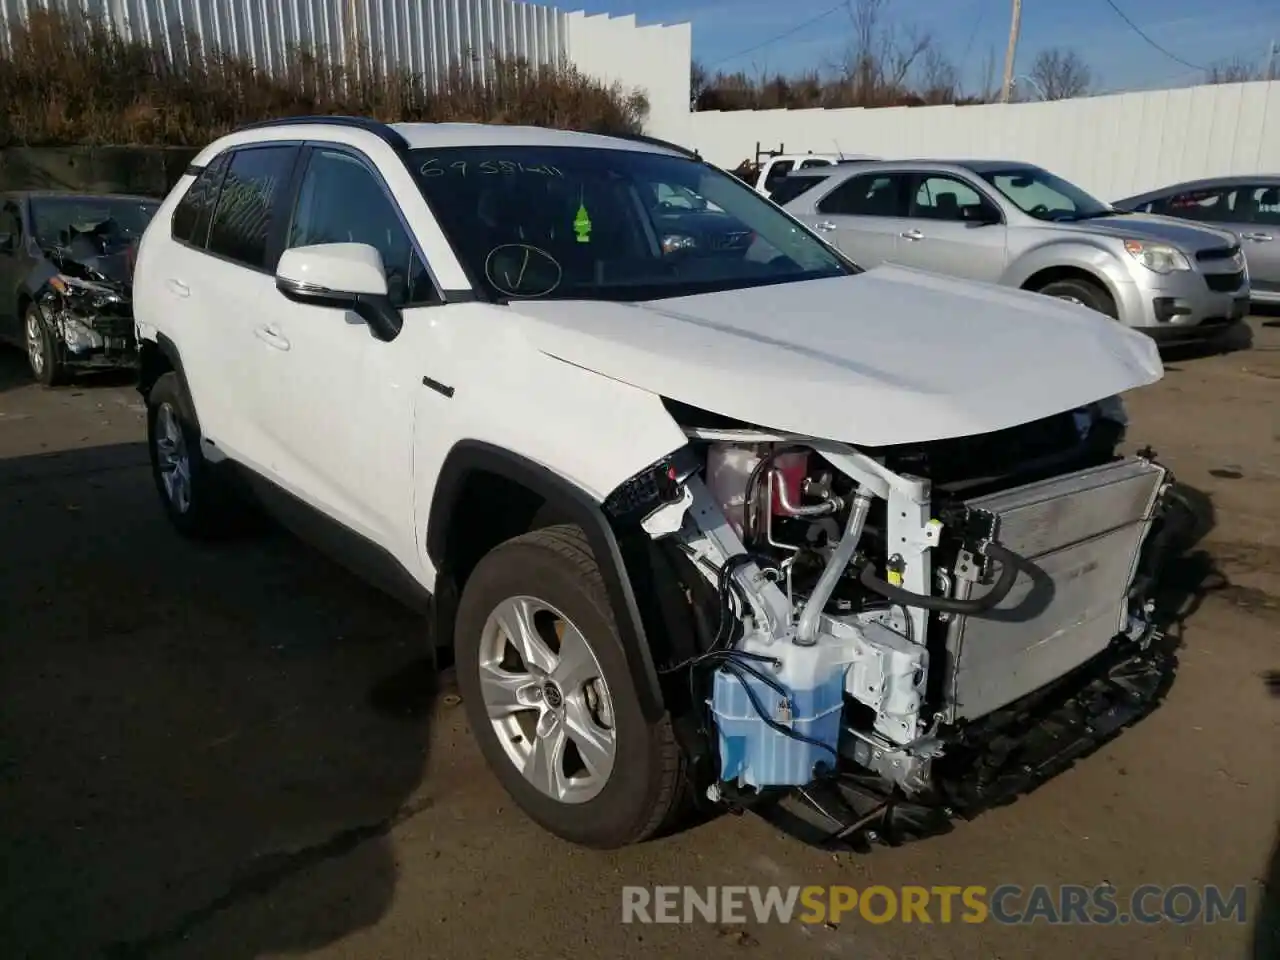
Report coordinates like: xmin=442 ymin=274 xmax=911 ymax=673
xmin=620 ymin=884 xmax=1250 ymax=926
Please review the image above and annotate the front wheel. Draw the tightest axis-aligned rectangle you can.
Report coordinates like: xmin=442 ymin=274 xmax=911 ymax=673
xmin=1035 ymin=277 xmax=1119 ymax=319
xmin=455 ymin=524 xmax=687 ymax=848
xmin=25 ymin=305 xmax=68 ymax=386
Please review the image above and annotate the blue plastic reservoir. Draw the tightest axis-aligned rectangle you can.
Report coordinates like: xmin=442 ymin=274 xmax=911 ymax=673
xmin=711 ymin=664 xmax=845 ymax=788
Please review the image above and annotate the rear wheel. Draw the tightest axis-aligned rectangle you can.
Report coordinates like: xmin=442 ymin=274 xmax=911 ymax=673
xmin=146 ymin=372 xmax=249 ymax=538
xmin=1035 ymin=277 xmax=1118 ymax=319
xmin=455 ymin=524 xmax=686 ymax=848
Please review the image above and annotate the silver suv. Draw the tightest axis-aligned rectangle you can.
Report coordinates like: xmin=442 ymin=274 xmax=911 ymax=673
xmin=781 ymin=160 xmax=1251 ymax=342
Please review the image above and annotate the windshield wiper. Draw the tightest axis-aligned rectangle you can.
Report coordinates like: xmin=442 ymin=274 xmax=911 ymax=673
xmin=1069 ymin=209 xmax=1129 ymax=221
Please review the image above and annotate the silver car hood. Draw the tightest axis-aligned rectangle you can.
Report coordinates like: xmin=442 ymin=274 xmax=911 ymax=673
xmin=1048 ymin=213 xmax=1239 ymax=251
xmin=508 ymin=265 xmax=1164 ymax=447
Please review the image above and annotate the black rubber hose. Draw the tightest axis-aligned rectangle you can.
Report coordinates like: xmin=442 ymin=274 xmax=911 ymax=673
xmin=857 ymin=540 xmax=1022 ymax=616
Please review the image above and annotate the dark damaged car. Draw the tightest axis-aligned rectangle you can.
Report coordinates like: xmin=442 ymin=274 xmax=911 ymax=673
xmin=0 ymin=191 xmax=159 ymax=385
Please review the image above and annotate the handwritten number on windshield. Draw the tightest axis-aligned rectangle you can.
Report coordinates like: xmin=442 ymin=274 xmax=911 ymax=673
xmin=419 ymin=158 xmax=563 ymax=178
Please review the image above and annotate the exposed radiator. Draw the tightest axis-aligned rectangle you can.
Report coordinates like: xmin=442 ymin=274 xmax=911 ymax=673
xmin=942 ymin=457 xmax=1168 ymax=722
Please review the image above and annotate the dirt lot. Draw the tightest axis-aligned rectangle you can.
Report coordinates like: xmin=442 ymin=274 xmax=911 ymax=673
xmin=1 ymin=320 xmax=1277 ymax=960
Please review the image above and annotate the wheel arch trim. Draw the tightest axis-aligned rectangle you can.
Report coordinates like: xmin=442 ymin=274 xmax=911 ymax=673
xmin=139 ymin=332 xmax=201 ymax=432
xmin=427 ymin=439 xmax=665 ymax=721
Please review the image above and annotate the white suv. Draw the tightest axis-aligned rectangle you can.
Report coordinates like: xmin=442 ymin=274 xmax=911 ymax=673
xmin=134 ymin=117 xmax=1181 ymax=850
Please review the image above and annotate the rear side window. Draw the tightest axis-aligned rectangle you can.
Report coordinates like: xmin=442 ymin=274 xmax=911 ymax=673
xmin=762 ymin=160 xmax=795 ymax=195
xmin=206 ymin=146 xmax=298 ymax=270
xmin=818 ymin=173 xmax=908 ymax=217
xmin=768 ymin=175 xmax=828 ymax=206
xmin=171 ymin=153 xmax=228 ymax=247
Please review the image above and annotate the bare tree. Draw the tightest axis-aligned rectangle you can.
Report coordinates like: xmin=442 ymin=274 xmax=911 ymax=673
xmin=690 ymin=60 xmax=708 ymax=108
xmin=1204 ymin=56 xmax=1263 ymax=84
xmin=833 ymin=0 xmax=933 ymax=106
xmin=971 ymin=45 xmax=1000 ymax=102
xmin=919 ymin=47 xmax=960 ymax=104
xmin=1028 ymin=46 xmax=1092 ymax=100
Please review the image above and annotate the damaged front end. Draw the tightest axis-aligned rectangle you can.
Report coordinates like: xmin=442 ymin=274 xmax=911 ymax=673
xmin=615 ymin=399 xmax=1180 ymax=849
xmin=34 ymin=241 xmax=139 ymax=371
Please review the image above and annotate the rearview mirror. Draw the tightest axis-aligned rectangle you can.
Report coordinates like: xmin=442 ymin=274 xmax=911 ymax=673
xmin=275 ymin=242 xmax=402 ymax=342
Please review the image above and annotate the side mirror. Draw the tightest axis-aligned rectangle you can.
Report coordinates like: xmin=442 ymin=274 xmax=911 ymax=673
xmin=275 ymin=242 xmax=402 ymax=342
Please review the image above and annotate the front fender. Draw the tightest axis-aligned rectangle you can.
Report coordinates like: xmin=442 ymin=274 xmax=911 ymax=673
xmin=426 ymin=440 xmax=673 ymax=721
xmin=1003 ymin=240 xmax=1133 ymax=300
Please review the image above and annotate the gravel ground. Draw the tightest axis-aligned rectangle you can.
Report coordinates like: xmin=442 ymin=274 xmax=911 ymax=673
xmin=0 ymin=320 xmax=1277 ymax=960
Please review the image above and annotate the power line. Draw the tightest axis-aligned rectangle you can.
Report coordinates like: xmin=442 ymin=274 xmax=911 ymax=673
xmin=704 ymin=0 xmax=849 ymax=70
xmin=1100 ymin=0 xmax=1206 ymax=72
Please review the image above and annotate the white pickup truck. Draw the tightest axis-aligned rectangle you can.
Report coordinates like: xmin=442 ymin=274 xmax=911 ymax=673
xmin=752 ymin=152 xmax=878 ymax=195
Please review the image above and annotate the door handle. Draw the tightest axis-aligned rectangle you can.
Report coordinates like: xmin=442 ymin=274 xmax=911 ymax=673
xmin=165 ymin=278 xmax=190 ymax=298
xmin=900 ymin=229 xmax=925 ymax=241
xmin=1241 ymin=232 xmax=1273 ymax=242
xmin=254 ymin=324 xmax=290 ymax=351
xmin=814 ymin=221 xmax=837 ymax=231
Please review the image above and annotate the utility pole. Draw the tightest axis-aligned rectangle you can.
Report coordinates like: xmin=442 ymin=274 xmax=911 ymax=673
xmin=1000 ymin=0 xmax=1023 ymax=103
xmin=1268 ymin=39 xmax=1277 ymax=82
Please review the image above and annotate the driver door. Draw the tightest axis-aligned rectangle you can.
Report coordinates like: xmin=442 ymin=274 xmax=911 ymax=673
xmin=889 ymin=174 xmax=1008 ymax=283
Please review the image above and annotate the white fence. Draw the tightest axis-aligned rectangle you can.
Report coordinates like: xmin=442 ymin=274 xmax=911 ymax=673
xmin=683 ymin=80 xmax=1280 ymax=201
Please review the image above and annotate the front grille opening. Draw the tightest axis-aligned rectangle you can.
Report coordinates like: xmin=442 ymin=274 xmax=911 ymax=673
xmin=867 ymin=411 xmax=1122 ymax=497
xmin=1195 ymin=245 xmax=1240 ymax=262
xmin=1204 ymin=271 xmax=1244 ymax=293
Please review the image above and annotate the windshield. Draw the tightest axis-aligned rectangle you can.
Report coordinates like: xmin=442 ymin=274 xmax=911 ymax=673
xmin=978 ymin=167 xmax=1114 ymax=222
xmin=31 ymin=196 xmax=159 ymax=250
xmin=409 ymin=147 xmax=853 ymax=302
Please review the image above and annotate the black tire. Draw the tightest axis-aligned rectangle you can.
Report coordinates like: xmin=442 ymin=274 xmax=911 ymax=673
xmin=25 ymin=304 xmax=68 ymax=387
xmin=455 ymin=523 xmax=686 ymax=848
xmin=1035 ymin=277 xmax=1119 ymax=319
xmin=145 ymin=371 xmax=247 ymax=539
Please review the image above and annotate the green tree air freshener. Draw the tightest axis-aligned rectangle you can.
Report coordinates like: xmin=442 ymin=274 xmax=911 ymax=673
xmin=574 ymin=191 xmax=592 ymax=243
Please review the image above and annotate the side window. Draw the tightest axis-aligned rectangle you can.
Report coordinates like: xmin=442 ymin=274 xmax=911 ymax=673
xmin=1232 ymin=185 xmax=1280 ymax=225
xmin=1155 ymin=188 xmax=1232 ymax=221
xmin=206 ymin=146 xmax=298 ymax=270
xmin=171 ymin=152 xmax=228 ymax=247
xmin=911 ymin=176 xmax=994 ymax=222
xmin=768 ymin=175 xmax=828 ymax=206
xmin=286 ymin=148 xmax=437 ymax=308
xmin=763 ymin=160 xmax=795 ymax=195
xmin=817 ymin=173 xmax=908 ymax=217
xmin=800 ymin=158 xmax=831 ymax=170
xmin=0 ymin=202 xmax=22 ymax=251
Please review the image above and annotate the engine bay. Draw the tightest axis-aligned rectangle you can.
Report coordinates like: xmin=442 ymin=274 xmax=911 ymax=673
xmin=619 ymin=396 xmax=1177 ymax=845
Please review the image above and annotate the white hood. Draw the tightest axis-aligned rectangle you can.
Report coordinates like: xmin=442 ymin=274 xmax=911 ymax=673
xmin=507 ymin=265 xmax=1163 ymax=446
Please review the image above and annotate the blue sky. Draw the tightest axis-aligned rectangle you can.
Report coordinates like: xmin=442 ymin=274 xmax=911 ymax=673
xmin=565 ymin=0 xmax=1280 ymax=94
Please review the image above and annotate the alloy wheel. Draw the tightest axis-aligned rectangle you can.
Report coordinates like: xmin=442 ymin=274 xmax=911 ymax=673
xmin=478 ymin=595 xmax=617 ymax=803
xmin=154 ymin=402 xmax=192 ymax=514
xmin=26 ymin=311 xmax=45 ymax=377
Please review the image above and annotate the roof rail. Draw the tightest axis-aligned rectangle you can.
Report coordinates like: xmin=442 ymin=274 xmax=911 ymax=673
xmin=237 ymin=115 xmax=409 ymax=152
xmin=603 ymin=130 xmax=700 ymax=160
